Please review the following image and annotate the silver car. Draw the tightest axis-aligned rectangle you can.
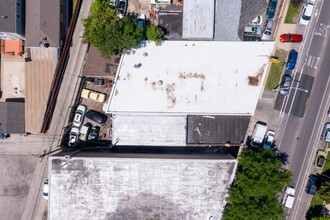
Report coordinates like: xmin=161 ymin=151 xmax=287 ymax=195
xmin=322 ymin=123 xmax=330 ymax=143
xmin=73 ymin=104 xmax=87 ymax=127
xmin=261 ymin=20 xmax=274 ymax=41
xmin=280 ymin=74 xmax=292 ymax=96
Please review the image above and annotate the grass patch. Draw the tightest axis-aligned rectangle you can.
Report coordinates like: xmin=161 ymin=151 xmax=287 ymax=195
xmin=285 ymin=2 xmax=302 ymax=24
xmin=265 ymin=49 xmax=287 ymax=91
xmin=323 ymin=152 xmax=330 ymax=171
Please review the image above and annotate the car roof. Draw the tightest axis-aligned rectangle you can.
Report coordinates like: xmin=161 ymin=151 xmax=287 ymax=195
xmin=305 ymin=3 xmax=314 ymax=16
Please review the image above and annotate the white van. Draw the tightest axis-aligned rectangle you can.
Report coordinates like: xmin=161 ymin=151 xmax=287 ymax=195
xmin=250 ymin=122 xmax=267 ymax=147
xmin=79 ymin=123 xmax=92 ymax=141
xmin=282 ymin=186 xmax=295 ymax=209
xmin=244 ymin=26 xmax=262 ymax=36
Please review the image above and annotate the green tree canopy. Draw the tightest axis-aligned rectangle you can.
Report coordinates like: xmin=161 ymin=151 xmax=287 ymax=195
xmin=318 ymin=181 xmax=330 ymax=203
xmin=146 ymin=24 xmax=164 ymax=44
xmin=223 ymin=149 xmax=292 ymax=220
xmin=83 ymin=0 xmax=143 ymax=57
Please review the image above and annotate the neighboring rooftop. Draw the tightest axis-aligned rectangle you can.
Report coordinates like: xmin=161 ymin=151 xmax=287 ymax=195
xmin=0 ymin=1 xmax=16 ymax=33
xmin=182 ymin=0 xmax=267 ymax=40
xmin=112 ymin=114 xmax=187 ymax=146
xmin=25 ymin=0 xmax=60 ymax=47
xmin=25 ymin=47 xmax=58 ymax=133
xmin=106 ymin=41 xmax=274 ymax=115
xmin=49 ymin=153 xmax=237 ymax=220
xmin=182 ymin=0 xmax=214 ymax=39
xmin=214 ymin=0 xmax=242 ymax=41
xmin=0 ymin=101 xmax=25 ymax=133
xmin=187 ymin=115 xmax=251 ymax=145
xmin=0 ymin=40 xmax=24 ymax=57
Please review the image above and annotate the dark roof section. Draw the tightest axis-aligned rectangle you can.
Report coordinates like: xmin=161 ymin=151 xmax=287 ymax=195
xmin=82 ymin=46 xmax=119 ymax=77
xmin=187 ymin=115 xmax=250 ymax=145
xmin=238 ymin=0 xmax=268 ymax=40
xmin=0 ymin=1 xmax=16 ymax=33
xmin=158 ymin=5 xmax=183 ymax=40
xmin=25 ymin=0 xmax=60 ymax=47
xmin=0 ymin=101 xmax=25 ymax=133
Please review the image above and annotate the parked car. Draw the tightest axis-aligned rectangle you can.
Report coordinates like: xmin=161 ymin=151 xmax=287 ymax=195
xmin=299 ymin=3 xmax=314 ymax=26
xmin=81 ymin=89 xmax=106 ymax=103
xmin=286 ymin=49 xmax=298 ymax=70
xmin=68 ymin=127 xmax=80 ymax=147
xmin=280 ymin=74 xmax=293 ymax=96
xmin=73 ymin=104 xmax=87 ymax=127
xmin=250 ymin=121 xmax=267 ymax=147
xmin=43 ymin=180 xmax=49 ymax=200
xmin=282 ymin=186 xmax=295 ymax=209
xmin=314 ymin=149 xmax=327 ymax=169
xmin=250 ymin=16 xmax=263 ymax=26
xmin=280 ymin=34 xmax=303 ymax=43
xmin=322 ymin=122 xmax=330 ymax=143
xmin=244 ymin=26 xmax=262 ymax=36
xmin=266 ymin=0 xmax=278 ymax=19
xmin=86 ymin=110 xmax=108 ymax=124
xmin=263 ymin=130 xmax=275 ymax=148
xmin=137 ymin=13 xmax=146 ymax=29
xmin=79 ymin=123 xmax=92 ymax=141
xmin=89 ymin=126 xmax=100 ymax=140
xmin=306 ymin=174 xmax=318 ymax=195
xmin=261 ymin=20 xmax=274 ymax=41
xmin=117 ymin=0 xmax=127 ymax=18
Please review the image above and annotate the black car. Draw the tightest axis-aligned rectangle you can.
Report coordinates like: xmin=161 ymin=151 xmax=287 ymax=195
xmin=85 ymin=110 xmax=107 ymax=124
xmin=89 ymin=126 xmax=100 ymax=140
xmin=306 ymin=174 xmax=318 ymax=195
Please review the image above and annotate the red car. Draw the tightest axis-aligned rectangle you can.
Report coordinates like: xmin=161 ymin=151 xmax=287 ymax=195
xmin=280 ymin=34 xmax=303 ymax=43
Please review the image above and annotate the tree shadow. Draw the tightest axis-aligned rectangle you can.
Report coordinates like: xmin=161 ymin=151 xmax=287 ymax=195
xmin=275 ymin=149 xmax=289 ymax=165
xmin=306 ymin=204 xmax=324 ymax=220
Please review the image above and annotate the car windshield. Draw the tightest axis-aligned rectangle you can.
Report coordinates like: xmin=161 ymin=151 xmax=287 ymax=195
xmin=302 ymin=14 xmax=311 ymax=20
xmin=286 ymin=34 xmax=291 ymax=41
xmin=317 ymin=156 xmax=325 ymax=167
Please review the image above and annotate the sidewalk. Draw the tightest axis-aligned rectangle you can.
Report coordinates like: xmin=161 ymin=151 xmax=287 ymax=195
xmin=246 ymin=0 xmax=299 ymax=137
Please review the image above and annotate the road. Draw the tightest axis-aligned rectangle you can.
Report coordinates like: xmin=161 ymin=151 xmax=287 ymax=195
xmin=17 ymin=0 xmax=93 ymax=219
xmin=271 ymin=0 xmax=330 ymax=219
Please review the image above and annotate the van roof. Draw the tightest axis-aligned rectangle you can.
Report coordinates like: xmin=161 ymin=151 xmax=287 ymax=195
xmin=285 ymin=195 xmax=294 ymax=208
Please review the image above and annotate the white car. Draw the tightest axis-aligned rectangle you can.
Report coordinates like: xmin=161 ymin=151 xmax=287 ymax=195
xmin=282 ymin=186 xmax=295 ymax=209
xmin=299 ymin=3 xmax=314 ymax=26
xmin=68 ymin=127 xmax=80 ymax=147
xmin=250 ymin=15 xmax=263 ymax=26
xmin=261 ymin=20 xmax=274 ymax=41
xmin=263 ymin=130 xmax=275 ymax=149
xmin=73 ymin=104 xmax=87 ymax=127
xmin=43 ymin=180 xmax=49 ymax=200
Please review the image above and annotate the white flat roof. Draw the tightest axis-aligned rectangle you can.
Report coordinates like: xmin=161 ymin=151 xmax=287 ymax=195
xmin=112 ymin=114 xmax=186 ymax=146
xmin=106 ymin=41 xmax=274 ymax=115
xmin=49 ymin=155 xmax=237 ymax=220
xmin=182 ymin=0 xmax=215 ymax=39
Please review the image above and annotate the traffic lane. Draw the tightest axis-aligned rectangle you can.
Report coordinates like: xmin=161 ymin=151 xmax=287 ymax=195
xmin=288 ymin=31 xmax=330 ymax=220
xmin=286 ymin=74 xmax=314 ymax=117
xmin=302 ymin=0 xmax=330 ymax=74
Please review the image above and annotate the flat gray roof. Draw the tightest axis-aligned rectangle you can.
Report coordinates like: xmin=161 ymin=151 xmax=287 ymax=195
xmin=214 ymin=0 xmax=241 ymax=41
xmin=0 ymin=101 xmax=25 ymax=133
xmin=25 ymin=0 xmax=60 ymax=47
xmin=49 ymin=154 xmax=237 ymax=220
xmin=182 ymin=0 xmax=214 ymax=39
xmin=0 ymin=1 xmax=16 ymax=33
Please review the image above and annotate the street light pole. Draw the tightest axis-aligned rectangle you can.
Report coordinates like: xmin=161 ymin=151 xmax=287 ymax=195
xmin=273 ymin=86 xmax=309 ymax=93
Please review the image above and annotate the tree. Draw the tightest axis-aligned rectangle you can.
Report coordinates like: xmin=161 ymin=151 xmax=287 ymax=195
xmin=318 ymin=181 xmax=330 ymax=203
xmin=223 ymin=149 xmax=292 ymax=220
xmin=146 ymin=24 xmax=164 ymax=44
xmin=82 ymin=0 xmax=143 ymax=57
